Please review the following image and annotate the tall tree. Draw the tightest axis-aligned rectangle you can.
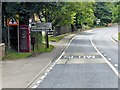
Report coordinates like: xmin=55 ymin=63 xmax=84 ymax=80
xmin=94 ymin=2 xmax=112 ymax=25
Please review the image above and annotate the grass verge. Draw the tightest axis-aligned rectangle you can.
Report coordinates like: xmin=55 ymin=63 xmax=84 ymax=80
xmin=118 ymin=32 xmax=120 ymax=40
xmin=2 ymin=43 xmax=54 ymax=60
xmin=49 ymin=34 xmax=68 ymax=42
xmin=2 ymin=51 xmax=32 ymax=60
xmin=33 ymin=44 xmax=54 ymax=53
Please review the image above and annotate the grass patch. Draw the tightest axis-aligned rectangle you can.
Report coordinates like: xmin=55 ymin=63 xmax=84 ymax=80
xmin=118 ymin=32 xmax=120 ymax=40
xmin=95 ymin=26 xmax=106 ymax=28
xmin=2 ymin=50 xmax=32 ymax=60
xmin=49 ymin=34 xmax=68 ymax=42
xmin=3 ymin=43 xmax=54 ymax=60
xmin=33 ymin=43 xmax=54 ymax=53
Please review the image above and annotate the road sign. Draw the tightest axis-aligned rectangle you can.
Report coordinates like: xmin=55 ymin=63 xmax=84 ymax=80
xmin=37 ymin=22 xmax=52 ymax=29
xmin=31 ymin=22 xmax=52 ymax=49
xmin=96 ymin=19 xmax=101 ymax=25
xmin=31 ymin=22 xmax=52 ymax=31
xmin=7 ymin=18 xmax=19 ymax=26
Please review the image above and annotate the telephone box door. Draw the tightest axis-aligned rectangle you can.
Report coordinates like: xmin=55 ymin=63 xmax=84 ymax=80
xmin=19 ymin=25 xmax=31 ymax=52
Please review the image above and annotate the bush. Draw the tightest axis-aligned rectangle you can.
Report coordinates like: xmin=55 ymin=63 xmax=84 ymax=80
xmin=118 ymin=32 xmax=120 ymax=40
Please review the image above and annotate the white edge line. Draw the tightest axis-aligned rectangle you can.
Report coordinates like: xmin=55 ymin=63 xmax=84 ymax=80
xmin=32 ymin=85 xmax=39 ymax=88
xmin=26 ymin=60 xmax=52 ymax=88
xmin=114 ymin=64 xmax=118 ymax=67
xmin=66 ymin=36 xmax=75 ymax=50
xmin=108 ymin=58 xmax=111 ymax=61
xmin=90 ymin=35 xmax=120 ymax=79
xmin=37 ymin=80 xmax=42 ymax=84
xmin=55 ymin=36 xmax=76 ymax=63
xmin=27 ymin=35 xmax=76 ymax=88
xmin=110 ymin=36 xmax=117 ymax=43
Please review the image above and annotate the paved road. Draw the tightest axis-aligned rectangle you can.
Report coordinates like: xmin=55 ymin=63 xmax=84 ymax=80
xmin=92 ymin=25 xmax=119 ymax=71
xmin=35 ymin=25 xmax=118 ymax=88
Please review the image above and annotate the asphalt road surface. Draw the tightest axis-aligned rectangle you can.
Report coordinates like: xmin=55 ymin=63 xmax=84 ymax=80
xmin=35 ymin=24 xmax=119 ymax=88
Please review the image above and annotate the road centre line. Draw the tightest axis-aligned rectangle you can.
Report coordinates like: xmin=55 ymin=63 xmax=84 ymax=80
xmin=90 ymin=35 xmax=120 ymax=79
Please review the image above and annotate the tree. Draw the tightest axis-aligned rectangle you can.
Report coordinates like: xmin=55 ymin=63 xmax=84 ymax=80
xmin=111 ymin=2 xmax=120 ymax=23
xmin=94 ymin=2 xmax=113 ymax=25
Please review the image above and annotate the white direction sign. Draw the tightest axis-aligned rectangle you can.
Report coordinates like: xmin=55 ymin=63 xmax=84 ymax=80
xmin=31 ymin=22 xmax=52 ymax=31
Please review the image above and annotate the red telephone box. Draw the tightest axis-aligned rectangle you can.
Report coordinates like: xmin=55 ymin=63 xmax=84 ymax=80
xmin=19 ymin=25 xmax=31 ymax=52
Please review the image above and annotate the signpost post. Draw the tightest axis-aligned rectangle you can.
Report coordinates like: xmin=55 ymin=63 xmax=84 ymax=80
xmin=7 ymin=26 xmax=10 ymax=50
xmin=45 ymin=27 xmax=49 ymax=48
xmin=31 ymin=22 xmax=52 ymax=49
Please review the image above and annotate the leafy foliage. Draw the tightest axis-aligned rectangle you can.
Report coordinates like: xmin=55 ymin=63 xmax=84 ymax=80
xmin=94 ymin=2 xmax=113 ymax=25
xmin=3 ymin=2 xmax=118 ymax=27
xmin=2 ymin=2 xmax=118 ymax=48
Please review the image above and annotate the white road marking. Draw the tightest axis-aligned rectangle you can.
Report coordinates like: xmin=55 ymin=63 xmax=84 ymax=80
xmin=90 ymin=35 xmax=120 ymax=79
xmin=53 ymin=63 xmax=56 ymax=65
xmin=44 ymin=73 xmax=48 ymax=76
xmin=104 ymin=54 xmax=107 ymax=56
xmin=52 ymin=64 xmax=55 ymax=67
xmin=47 ymin=69 xmax=50 ymax=73
xmin=108 ymin=58 xmax=111 ymax=61
xmin=32 ymin=85 xmax=38 ymax=88
xmin=83 ymin=55 xmax=95 ymax=59
xmin=114 ymin=64 xmax=118 ymax=67
xmin=49 ymin=67 xmax=53 ymax=70
xmin=26 ymin=60 xmax=52 ymax=88
xmin=28 ymin=35 xmax=77 ymax=88
xmin=55 ymin=51 xmax=65 ymax=63
xmin=66 ymin=36 xmax=76 ymax=50
xmin=41 ymin=75 xmax=46 ymax=80
xmin=71 ymin=56 xmax=73 ymax=59
xmin=37 ymin=80 xmax=42 ymax=84
xmin=110 ymin=36 xmax=117 ymax=43
xmin=55 ymin=36 xmax=76 ymax=63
